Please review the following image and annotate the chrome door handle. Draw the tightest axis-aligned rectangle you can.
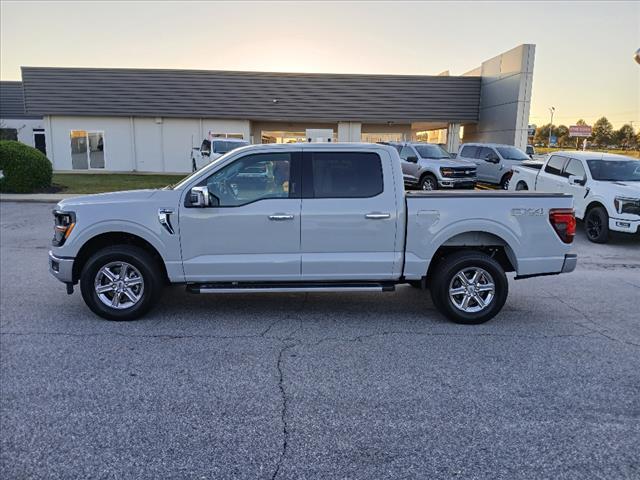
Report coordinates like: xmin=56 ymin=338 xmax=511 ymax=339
xmin=365 ymin=213 xmax=391 ymax=220
xmin=269 ymin=214 xmax=294 ymax=221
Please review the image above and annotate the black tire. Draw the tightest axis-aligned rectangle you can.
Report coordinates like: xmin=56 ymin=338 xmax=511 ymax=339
xmin=419 ymin=174 xmax=438 ymax=191
xmin=80 ymin=245 xmax=163 ymax=321
xmin=192 ymin=158 xmax=197 ymax=172
xmin=430 ymin=251 xmax=508 ymax=325
xmin=500 ymin=175 xmax=511 ymax=190
xmin=515 ymin=181 xmax=528 ymax=191
xmin=584 ymin=206 xmax=609 ymax=243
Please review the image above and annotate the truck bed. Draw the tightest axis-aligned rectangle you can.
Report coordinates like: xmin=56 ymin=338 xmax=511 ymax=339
xmin=403 ymin=190 xmax=574 ymax=279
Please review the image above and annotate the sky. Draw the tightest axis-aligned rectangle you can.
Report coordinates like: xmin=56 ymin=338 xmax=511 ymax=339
xmin=1 ymin=1 xmax=638 ymax=128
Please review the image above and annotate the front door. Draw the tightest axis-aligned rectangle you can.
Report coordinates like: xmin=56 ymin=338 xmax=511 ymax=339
xmin=180 ymin=151 xmax=302 ymax=282
xmin=476 ymin=146 xmax=498 ymax=183
xmin=300 ymin=149 xmax=400 ymax=281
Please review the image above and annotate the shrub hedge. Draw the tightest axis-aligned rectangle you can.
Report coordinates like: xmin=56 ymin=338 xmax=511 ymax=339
xmin=0 ymin=140 xmax=53 ymax=193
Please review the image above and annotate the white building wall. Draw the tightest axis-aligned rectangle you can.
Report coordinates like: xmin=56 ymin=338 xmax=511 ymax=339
xmin=46 ymin=115 xmax=251 ymax=173
xmin=47 ymin=115 xmax=133 ymax=171
xmin=462 ymin=44 xmax=535 ymax=150
xmin=0 ymin=118 xmax=44 ymax=148
xmin=133 ymin=118 xmax=163 ymax=172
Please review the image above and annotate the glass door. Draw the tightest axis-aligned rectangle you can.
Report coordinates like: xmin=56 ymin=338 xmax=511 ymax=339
xmin=70 ymin=130 xmax=105 ymax=169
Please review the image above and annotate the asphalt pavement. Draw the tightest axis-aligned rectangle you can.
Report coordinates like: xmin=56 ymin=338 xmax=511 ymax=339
xmin=1 ymin=202 xmax=639 ymax=479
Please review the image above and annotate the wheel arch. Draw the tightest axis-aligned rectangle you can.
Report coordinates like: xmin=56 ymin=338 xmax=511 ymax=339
xmin=423 ymin=230 xmax=518 ymax=285
xmin=72 ymin=231 xmax=170 ymax=284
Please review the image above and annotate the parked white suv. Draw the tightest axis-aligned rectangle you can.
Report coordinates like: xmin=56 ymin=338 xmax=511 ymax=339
xmin=509 ymin=151 xmax=640 ymax=242
xmin=191 ymin=138 xmax=249 ymax=171
xmin=457 ymin=143 xmax=531 ymax=189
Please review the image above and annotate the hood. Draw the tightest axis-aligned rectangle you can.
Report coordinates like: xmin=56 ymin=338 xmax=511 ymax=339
xmin=425 ymin=158 xmax=476 ymax=168
xmin=594 ymin=181 xmax=640 ymax=196
xmin=57 ymin=189 xmax=158 ymax=209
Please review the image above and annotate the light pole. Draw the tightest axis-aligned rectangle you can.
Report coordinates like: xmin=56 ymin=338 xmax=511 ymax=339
xmin=548 ymin=106 xmax=555 ymax=147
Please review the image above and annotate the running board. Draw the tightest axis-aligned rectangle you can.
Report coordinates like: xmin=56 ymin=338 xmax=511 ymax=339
xmin=186 ymin=281 xmax=396 ymax=294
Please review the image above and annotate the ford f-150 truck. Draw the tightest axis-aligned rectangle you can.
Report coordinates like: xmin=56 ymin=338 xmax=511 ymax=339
xmin=49 ymin=143 xmax=577 ymax=324
xmin=509 ymin=151 xmax=640 ymax=243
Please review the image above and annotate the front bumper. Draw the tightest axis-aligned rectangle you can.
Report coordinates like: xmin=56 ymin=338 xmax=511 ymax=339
xmin=438 ymin=178 xmax=476 ymax=189
xmin=609 ymin=217 xmax=639 ymax=234
xmin=49 ymin=251 xmax=74 ymax=283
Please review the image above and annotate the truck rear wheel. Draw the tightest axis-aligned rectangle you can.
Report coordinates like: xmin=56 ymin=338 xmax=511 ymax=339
xmin=430 ymin=251 xmax=508 ymax=324
xmin=80 ymin=245 xmax=163 ymax=321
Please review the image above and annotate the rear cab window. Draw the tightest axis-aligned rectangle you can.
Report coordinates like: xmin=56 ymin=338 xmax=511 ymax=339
xmin=460 ymin=145 xmax=479 ymax=158
xmin=307 ymin=152 xmax=383 ymax=198
xmin=545 ymin=155 xmax=568 ymax=176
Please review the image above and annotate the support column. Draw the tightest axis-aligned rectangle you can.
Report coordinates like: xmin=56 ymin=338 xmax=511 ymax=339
xmin=447 ymin=123 xmax=461 ymax=153
xmin=338 ymin=122 xmax=362 ymax=142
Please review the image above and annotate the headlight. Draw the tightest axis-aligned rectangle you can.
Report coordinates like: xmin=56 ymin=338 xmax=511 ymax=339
xmin=52 ymin=210 xmax=76 ymax=246
xmin=613 ymin=197 xmax=640 ymax=215
xmin=440 ymin=168 xmax=455 ymax=177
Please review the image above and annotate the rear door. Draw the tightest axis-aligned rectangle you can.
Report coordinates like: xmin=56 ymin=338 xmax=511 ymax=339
xmin=300 ymin=149 xmax=400 ymax=280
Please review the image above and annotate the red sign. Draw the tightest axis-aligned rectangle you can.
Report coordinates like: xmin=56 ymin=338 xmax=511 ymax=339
xmin=569 ymin=125 xmax=592 ymax=137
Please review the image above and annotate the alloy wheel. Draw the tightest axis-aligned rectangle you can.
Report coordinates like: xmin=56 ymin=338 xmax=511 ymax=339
xmin=448 ymin=267 xmax=495 ymax=313
xmin=94 ymin=261 xmax=145 ymax=309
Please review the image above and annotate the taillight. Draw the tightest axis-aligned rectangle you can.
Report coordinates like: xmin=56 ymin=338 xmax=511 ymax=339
xmin=549 ymin=208 xmax=576 ymax=244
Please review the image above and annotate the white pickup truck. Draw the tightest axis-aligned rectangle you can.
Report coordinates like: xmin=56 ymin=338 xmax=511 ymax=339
xmin=49 ymin=143 xmax=577 ymax=325
xmin=510 ymin=151 xmax=640 ymax=243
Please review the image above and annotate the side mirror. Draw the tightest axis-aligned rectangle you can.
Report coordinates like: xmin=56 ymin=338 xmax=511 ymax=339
xmin=485 ymin=154 xmax=500 ymax=164
xmin=189 ymin=186 xmax=219 ymax=207
xmin=568 ymin=175 xmax=586 ymax=186
xmin=406 ymin=155 xmax=418 ymax=163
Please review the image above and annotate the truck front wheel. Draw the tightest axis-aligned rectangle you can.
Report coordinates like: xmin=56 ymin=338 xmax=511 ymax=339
xmin=420 ymin=174 xmax=438 ymax=191
xmin=430 ymin=251 xmax=508 ymax=324
xmin=80 ymin=245 xmax=163 ymax=321
xmin=584 ymin=206 xmax=609 ymax=243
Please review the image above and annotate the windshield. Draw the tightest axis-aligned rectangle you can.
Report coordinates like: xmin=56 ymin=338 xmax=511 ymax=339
xmin=213 ymin=140 xmax=249 ymax=154
xmin=414 ymin=145 xmax=451 ymax=159
xmin=496 ymin=146 xmax=529 ymax=161
xmin=587 ymin=159 xmax=640 ymax=182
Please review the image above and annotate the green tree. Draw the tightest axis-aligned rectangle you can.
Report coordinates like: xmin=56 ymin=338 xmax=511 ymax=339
xmin=591 ymin=117 xmax=614 ymax=147
xmin=613 ymin=124 xmax=635 ymax=149
xmin=534 ymin=123 xmax=557 ymax=146
xmin=576 ymin=119 xmax=588 ymax=126
xmin=556 ymin=125 xmax=570 ymax=147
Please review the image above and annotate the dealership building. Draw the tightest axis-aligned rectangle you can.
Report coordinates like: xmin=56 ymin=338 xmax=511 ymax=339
xmin=0 ymin=44 xmax=535 ymax=173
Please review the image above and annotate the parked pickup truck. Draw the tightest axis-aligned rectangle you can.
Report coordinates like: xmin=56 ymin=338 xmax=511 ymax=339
xmin=49 ymin=143 xmax=577 ymax=325
xmin=395 ymin=142 xmax=477 ymax=191
xmin=509 ymin=151 xmax=640 ymax=243
xmin=191 ymin=137 xmax=249 ymax=171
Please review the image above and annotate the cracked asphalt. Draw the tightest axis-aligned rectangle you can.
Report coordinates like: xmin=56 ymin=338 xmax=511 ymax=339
xmin=1 ymin=202 xmax=639 ymax=479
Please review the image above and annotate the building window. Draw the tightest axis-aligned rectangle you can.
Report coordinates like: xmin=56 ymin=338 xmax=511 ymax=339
xmin=208 ymin=132 xmax=245 ymax=140
xmin=0 ymin=128 xmax=18 ymax=141
xmin=360 ymin=132 xmax=405 ymax=143
xmin=70 ymin=130 xmax=105 ymax=169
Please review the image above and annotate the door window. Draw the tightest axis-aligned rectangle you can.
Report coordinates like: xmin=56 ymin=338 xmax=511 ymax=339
xmin=544 ymin=156 xmax=567 ymax=176
xmin=310 ymin=152 xmax=383 ymax=198
xmin=564 ymin=159 xmax=586 ymax=179
xmin=202 ymin=153 xmax=297 ymax=206
xmin=478 ymin=147 xmax=497 ymax=161
xmin=399 ymin=146 xmax=414 ymax=160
